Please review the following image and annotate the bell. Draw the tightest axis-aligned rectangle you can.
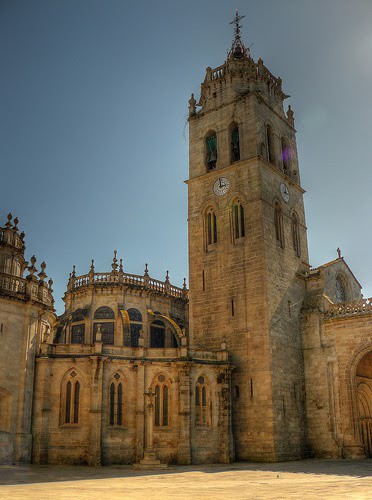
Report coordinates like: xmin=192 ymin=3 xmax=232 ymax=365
xmin=208 ymin=150 xmax=217 ymax=163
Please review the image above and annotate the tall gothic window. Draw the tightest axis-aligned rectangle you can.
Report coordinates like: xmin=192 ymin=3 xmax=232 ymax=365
xmin=195 ymin=376 xmax=210 ymax=427
xmin=109 ymin=374 xmax=124 ymax=426
xmin=266 ymin=125 xmax=275 ymax=164
xmin=154 ymin=375 xmax=169 ymax=427
xmin=128 ymin=308 xmax=142 ymax=347
xmin=206 ymin=209 xmax=217 ymax=246
xmin=150 ymin=320 xmax=165 ymax=348
xmin=233 ymin=201 xmax=245 ymax=240
xmin=231 ymin=125 xmax=240 ymax=162
xmin=63 ymin=373 xmax=80 ymax=424
xmin=206 ymin=132 xmax=217 ymax=170
xmin=274 ymin=202 xmax=284 ymax=247
xmin=291 ymin=212 xmax=300 ymax=257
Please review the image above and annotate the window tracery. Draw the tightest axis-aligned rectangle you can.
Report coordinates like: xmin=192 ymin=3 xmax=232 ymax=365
xmin=62 ymin=372 xmax=80 ymax=425
xmin=109 ymin=373 xmax=124 ymax=426
xmin=154 ymin=374 xmax=170 ymax=427
xmin=232 ymin=201 xmax=245 ymax=240
xmin=206 ymin=209 xmax=217 ymax=246
xmin=195 ymin=376 xmax=211 ymax=427
xmin=231 ymin=125 xmax=240 ymax=162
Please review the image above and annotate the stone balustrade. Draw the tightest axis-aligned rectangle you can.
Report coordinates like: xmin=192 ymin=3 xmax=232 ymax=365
xmin=327 ymin=297 xmax=372 ymax=318
xmin=0 ymin=271 xmax=54 ymax=306
xmin=71 ymin=270 xmax=187 ymax=299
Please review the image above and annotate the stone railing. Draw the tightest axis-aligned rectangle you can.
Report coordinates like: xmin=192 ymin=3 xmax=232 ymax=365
xmin=327 ymin=298 xmax=372 ymax=319
xmin=71 ymin=271 xmax=187 ymax=299
xmin=0 ymin=272 xmax=54 ymax=307
xmin=0 ymin=273 xmax=27 ymax=295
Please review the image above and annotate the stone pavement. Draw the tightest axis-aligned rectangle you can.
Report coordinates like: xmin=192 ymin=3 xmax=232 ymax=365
xmin=0 ymin=460 xmax=371 ymax=499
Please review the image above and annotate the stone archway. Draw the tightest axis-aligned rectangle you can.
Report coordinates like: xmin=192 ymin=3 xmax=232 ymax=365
xmin=356 ymin=351 xmax=372 ymax=457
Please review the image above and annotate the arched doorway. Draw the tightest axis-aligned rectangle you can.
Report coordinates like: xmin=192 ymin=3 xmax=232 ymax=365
xmin=356 ymin=351 xmax=372 ymax=457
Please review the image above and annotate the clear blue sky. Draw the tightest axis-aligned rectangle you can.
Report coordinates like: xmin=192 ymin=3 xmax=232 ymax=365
xmin=1 ymin=0 xmax=372 ymax=313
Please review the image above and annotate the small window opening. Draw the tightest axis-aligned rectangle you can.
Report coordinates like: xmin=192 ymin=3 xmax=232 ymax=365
xmin=250 ymin=378 xmax=254 ymax=398
xmin=207 ymin=209 xmax=217 ymax=245
xmin=231 ymin=298 xmax=235 ymax=317
xmin=274 ymin=202 xmax=284 ymax=248
xmin=202 ymin=270 xmax=205 ymax=291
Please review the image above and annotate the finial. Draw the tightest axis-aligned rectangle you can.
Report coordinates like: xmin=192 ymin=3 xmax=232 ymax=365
xmin=27 ymin=255 xmax=37 ymax=277
xmin=13 ymin=217 xmax=19 ymax=231
xmin=228 ymin=10 xmax=247 ymax=59
xmin=287 ymin=105 xmax=294 ymax=126
xmin=165 ymin=270 xmax=170 ymax=283
xmin=119 ymin=258 xmax=123 ymax=273
xmin=71 ymin=265 xmax=76 ymax=278
xmin=20 ymin=231 xmax=25 ymax=240
xmin=38 ymin=261 xmax=47 ymax=281
xmin=183 ymin=277 xmax=187 ymax=290
xmin=5 ymin=213 xmax=12 ymax=228
xmin=337 ymin=247 xmax=342 ymax=259
xmin=48 ymin=277 xmax=53 ymax=292
xmin=144 ymin=263 xmax=149 ymax=277
xmin=188 ymin=93 xmax=196 ymax=116
xmin=111 ymin=250 xmax=118 ymax=272
xmin=90 ymin=259 xmax=95 ymax=272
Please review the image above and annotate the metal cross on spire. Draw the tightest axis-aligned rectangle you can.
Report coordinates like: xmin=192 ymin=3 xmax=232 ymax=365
xmin=228 ymin=10 xmax=247 ymax=59
xmin=230 ymin=9 xmax=245 ymax=42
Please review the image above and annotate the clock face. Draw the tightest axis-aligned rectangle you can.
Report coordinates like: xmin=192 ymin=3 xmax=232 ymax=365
xmin=280 ymin=182 xmax=290 ymax=203
xmin=213 ymin=177 xmax=230 ymax=196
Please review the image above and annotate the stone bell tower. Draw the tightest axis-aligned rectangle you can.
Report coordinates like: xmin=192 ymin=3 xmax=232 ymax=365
xmin=187 ymin=12 xmax=310 ymax=461
xmin=0 ymin=213 xmax=55 ymax=464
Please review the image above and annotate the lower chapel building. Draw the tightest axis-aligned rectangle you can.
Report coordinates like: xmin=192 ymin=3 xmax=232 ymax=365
xmin=0 ymin=17 xmax=371 ymax=465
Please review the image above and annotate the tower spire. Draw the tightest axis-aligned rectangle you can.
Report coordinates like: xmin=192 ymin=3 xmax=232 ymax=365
xmin=229 ymin=10 xmax=246 ymax=59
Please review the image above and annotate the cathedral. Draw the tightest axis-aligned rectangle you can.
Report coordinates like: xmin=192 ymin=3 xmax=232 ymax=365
xmin=0 ymin=14 xmax=371 ymax=466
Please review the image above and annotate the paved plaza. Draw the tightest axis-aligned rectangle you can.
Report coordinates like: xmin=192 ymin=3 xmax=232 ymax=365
xmin=0 ymin=460 xmax=371 ymax=499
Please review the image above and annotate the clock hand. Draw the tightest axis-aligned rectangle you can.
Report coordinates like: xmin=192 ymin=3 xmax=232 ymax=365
xmin=219 ymin=178 xmax=222 ymax=188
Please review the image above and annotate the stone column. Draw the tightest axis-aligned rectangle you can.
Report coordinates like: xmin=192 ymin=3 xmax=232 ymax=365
xmin=88 ymin=356 xmax=104 ymax=465
xmin=177 ymin=363 xmax=191 ymax=464
xmin=135 ymin=387 xmax=167 ymax=469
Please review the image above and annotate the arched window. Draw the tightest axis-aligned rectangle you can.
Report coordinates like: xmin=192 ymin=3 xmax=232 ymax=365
xmin=93 ymin=306 xmax=115 ymax=344
xmin=233 ymin=201 xmax=245 ymax=240
xmin=150 ymin=320 xmax=165 ymax=348
xmin=206 ymin=209 xmax=217 ymax=246
xmin=206 ymin=132 xmax=217 ymax=170
xmin=231 ymin=125 xmax=240 ymax=162
xmin=63 ymin=372 xmax=80 ymax=424
xmin=71 ymin=323 xmax=85 ymax=344
xmin=335 ymin=276 xmax=347 ymax=303
xmin=291 ymin=212 xmax=300 ymax=257
xmin=266 ymin=125 xmax=275 ymax=164
xmin=195 ymin=376 xmax=210 ymax=427
xmin=128 ymin=308 xmax=142 ymax=347
xmin=154 ymin=374 xmax=170 ymax=427
xmin=274 ymin=202 xmax=284 ymax=247
xmin=94 ymin=306 xmax=115 ymax=319
xmin=109 ymin=374 xmax=124 ymax=426
xmin=281 ymin=137 xmax=291 ymax=173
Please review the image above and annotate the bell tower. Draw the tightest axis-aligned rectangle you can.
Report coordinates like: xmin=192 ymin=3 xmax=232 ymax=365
xmin=187 ymin=12 xmax=310 ymax=461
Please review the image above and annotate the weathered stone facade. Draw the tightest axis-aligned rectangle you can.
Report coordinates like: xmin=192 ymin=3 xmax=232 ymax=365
xmin=0 ymin=14 xmax=371 ymax=465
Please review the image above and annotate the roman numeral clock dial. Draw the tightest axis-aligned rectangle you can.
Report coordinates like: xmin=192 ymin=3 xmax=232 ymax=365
xmin=213 ymin=177 xmax=230 ymax=196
